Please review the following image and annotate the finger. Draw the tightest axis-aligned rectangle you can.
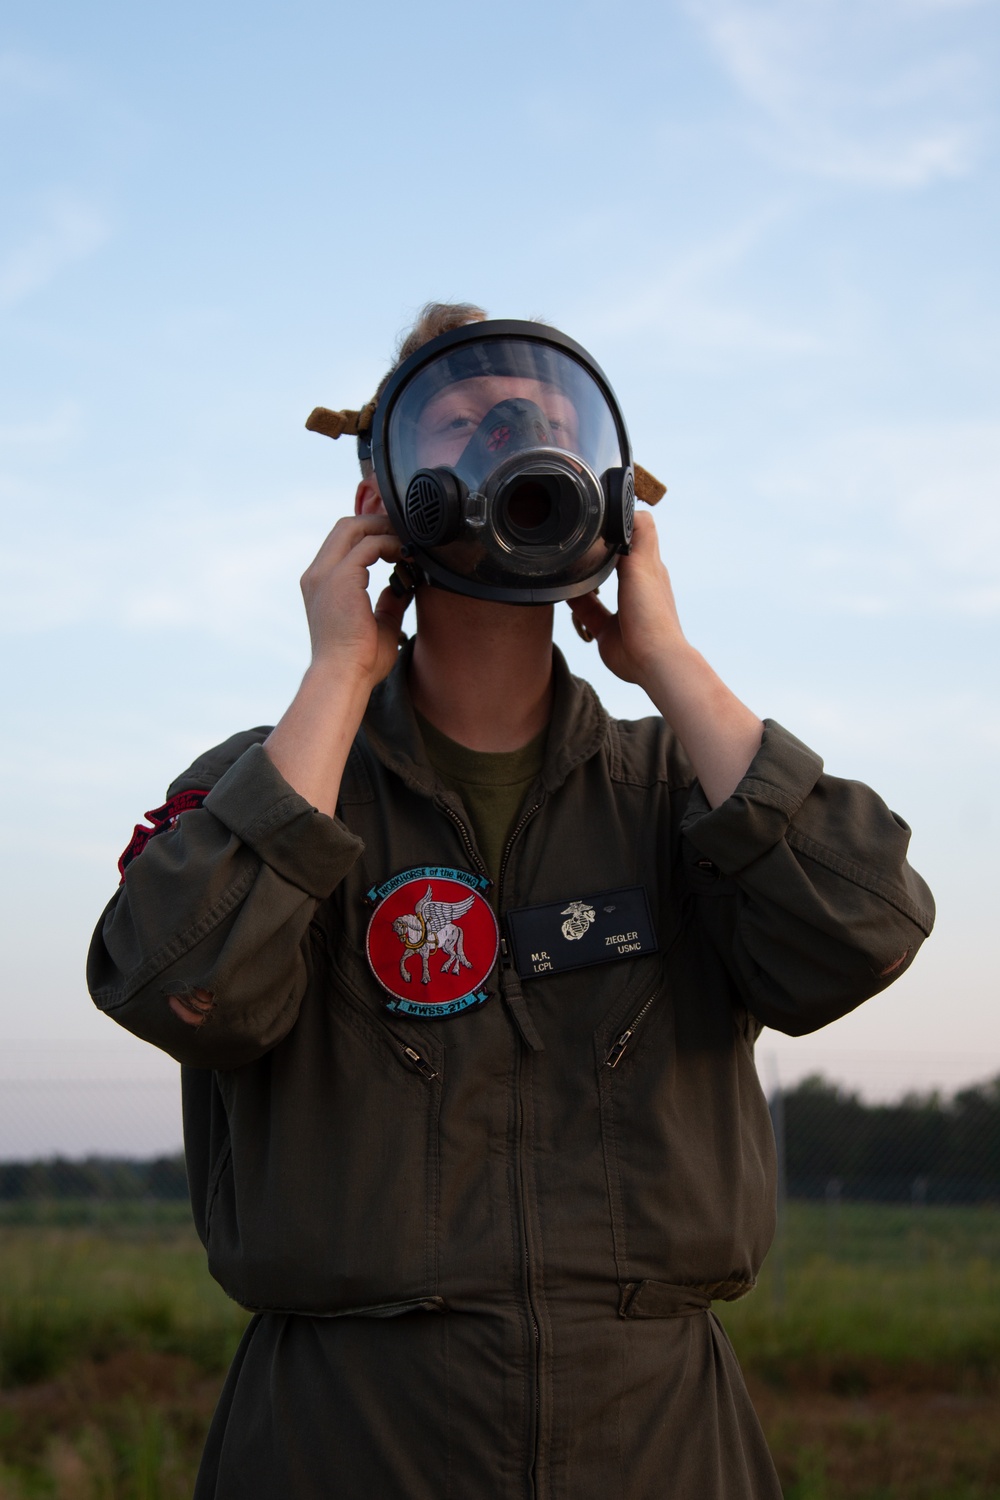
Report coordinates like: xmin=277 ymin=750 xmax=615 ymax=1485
xmin=372 ymin=582 xmax=410 ymax=641
xmin=168 ymin=990 xmax=214 ymax=1027
xmin=625 ymin=509 xmax=661 ymax=559
xmin=305 ymin=533 xmax=403 ymax=602
xmin=568 ymin=591 xmax=616 ymax=641
xmin=343 ymin=533 xmax=404 ymax=579
xmin=306 ymin=514 xmax=399 ymax=576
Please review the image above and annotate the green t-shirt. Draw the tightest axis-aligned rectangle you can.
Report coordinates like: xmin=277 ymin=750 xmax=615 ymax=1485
xmin=416 ymin=711 xmax=546 ymax=885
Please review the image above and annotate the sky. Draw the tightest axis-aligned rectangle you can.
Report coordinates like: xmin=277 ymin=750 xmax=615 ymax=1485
xmin=1 ymin=0 xmax=998 ymax=1156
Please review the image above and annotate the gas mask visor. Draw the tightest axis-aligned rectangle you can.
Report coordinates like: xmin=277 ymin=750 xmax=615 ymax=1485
xmin=370 ymin=321 xmax=635 ymax=604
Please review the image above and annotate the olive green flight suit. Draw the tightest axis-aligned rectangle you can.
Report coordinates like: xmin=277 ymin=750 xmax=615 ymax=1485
xmin=88 ymin=646 xmax=934 ymax=1499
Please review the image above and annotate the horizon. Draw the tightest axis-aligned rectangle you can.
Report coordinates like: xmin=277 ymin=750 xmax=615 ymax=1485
xmin=2 ymin=0 xmax=998 ymax=1155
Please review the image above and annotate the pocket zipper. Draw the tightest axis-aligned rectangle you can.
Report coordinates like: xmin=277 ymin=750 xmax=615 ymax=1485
xmin=401 ymin=1044 xmax=438 ymax=1082
xmin=604 ymin=990 xmax=659 ymax=1068
xmin=330 ymin=970 xmax=440 ymax=1084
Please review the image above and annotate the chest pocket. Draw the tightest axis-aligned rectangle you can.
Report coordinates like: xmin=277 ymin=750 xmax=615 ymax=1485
xmin=204 ymin=942 xmax=445 ymax=1314
xmin=595 ymin=924 xmax=775 ymax=1289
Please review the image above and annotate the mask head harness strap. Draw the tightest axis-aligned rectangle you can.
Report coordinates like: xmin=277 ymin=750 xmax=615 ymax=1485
xmin=305 ymin=406 xmax=665 ymax=501
xmin=305 ymin=401 xmax=378 ymax=463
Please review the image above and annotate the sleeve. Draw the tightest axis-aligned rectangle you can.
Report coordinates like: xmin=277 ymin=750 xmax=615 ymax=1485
xmin=86 ymin=731 xmax=365 ymax=1068
xmin=679 ymin=719 xmax=935 ymax=1036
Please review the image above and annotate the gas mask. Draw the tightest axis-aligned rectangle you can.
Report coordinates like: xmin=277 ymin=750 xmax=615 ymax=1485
xmin=307 ymin=320 xmax=664 ymax=605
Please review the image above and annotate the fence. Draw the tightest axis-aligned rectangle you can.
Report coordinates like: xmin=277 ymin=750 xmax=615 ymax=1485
xmin=761 ymin=1072 xmax=1000 ymax=1326
xmin=2 ymin=1057 xmax=997 ymax=1238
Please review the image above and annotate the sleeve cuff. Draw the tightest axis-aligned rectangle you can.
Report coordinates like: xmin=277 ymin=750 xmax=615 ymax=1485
xmin=203 ymin=743 xmax=364 ymax=899
xmin=680 ymin=720 xmax=823 ymax=875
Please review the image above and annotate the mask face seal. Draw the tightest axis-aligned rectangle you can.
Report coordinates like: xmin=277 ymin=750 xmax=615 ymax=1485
xmin=370 ymin=321 xmax=635 ymax=604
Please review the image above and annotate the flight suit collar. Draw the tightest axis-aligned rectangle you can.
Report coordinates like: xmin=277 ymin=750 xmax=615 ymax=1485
xmin=362 ymin=640 xmax=609 ymax=798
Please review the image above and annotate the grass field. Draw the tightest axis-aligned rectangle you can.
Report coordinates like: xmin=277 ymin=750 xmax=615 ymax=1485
xmin=0 ymin=1204 xmax=998 ymax=1498
xmin=718 ymin=1205 xmax=1000 ymax=1499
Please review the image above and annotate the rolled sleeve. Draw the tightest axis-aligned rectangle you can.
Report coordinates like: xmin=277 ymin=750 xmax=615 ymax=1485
xmin=89 ymin=737 xmax=367 ymax=1065
xmin=204 ymin=743 xmax=364 ymax=899
xmin=679 ymin=721 xmax=823 ymax=875
xmin=676 ymin=718 xmax=934 ymax=1034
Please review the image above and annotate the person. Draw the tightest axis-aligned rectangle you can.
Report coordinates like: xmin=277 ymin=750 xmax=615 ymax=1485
xmin=88 ymin=302 xmax=934 ymax=1499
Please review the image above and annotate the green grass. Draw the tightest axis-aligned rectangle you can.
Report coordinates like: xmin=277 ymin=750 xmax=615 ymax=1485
xmin=719 ymin=1256 xmax=1000 ymax=1392
xmin=1 ymin=1203 xmax=998 ymax=1497
xmin=770 ymin=1201 xmax=1000 ymax=1267
xmin=2 ymin=1204 xmax=999 ymax=1392
xmin=0 ymin=1224 xmax=248 ymax=1389
xmin=0 ymin=1202 xmax=194 ymax=1231
xmin=716 ymin=1202 xmax=1000 ymax=1393
xmin=0 ymin=1406 xmax=198 ymax=1500
xmin=0 ymin=1224 xmax=247 ymax=1497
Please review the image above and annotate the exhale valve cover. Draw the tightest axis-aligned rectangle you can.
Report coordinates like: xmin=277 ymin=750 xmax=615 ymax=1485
xmin=370 ymin=320 xmax=636 ymax=604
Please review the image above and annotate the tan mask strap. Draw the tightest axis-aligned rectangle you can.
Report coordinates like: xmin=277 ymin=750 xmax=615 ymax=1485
xmin=305 ymin=401 xmax=378 ymax=440
xmin=305 ymin=404 xmax=666 ymax=505
xmin=634 ymin=465 xmax=666 ymax=505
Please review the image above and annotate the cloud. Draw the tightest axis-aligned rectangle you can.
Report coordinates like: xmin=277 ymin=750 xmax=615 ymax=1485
xmin=905 ymin=0 xmax=995 ymax=10
xmin=778 ymin=683 xmax=1000 ymax=763
xmin=685 ymin=0 xmax=991 ymax=186
xmin=0 ymin=403 xmax=81 ymax=447
xmin=756 ymin=418 xmax=1000 ymax=615
xmin=0 ymin=193 xmax=110 ymax=309
xmin=0 ymin=50 xmax=72 ymax=110
xmin=585 ymin=208 xmax=831 ymax=368
xmin=0 ymin=490 xmax=334 ymax=651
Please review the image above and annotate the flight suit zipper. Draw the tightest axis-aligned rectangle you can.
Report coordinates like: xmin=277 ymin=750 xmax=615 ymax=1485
xmin=436 ymin=789 xmax=547 ymax=1492
xmin=434 ymin=797 xmax=490 ymax=881
xmin=514 ymin=1041 xmax=541 ymax=1497
xmin=497 ymin=802 xmax=543 ymax=897
xmin=498 ymin=801 xmax=545 ymax=1497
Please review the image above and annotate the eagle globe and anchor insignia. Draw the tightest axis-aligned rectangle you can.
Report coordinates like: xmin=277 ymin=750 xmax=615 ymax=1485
xmin=560 ymin=900 xmax=596 ymax=941
xmin=365 ymin=867 xmax=500 ymax=1019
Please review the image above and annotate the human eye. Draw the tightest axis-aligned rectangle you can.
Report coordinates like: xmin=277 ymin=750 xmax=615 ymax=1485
xmin=423 ymin=399 xmax=479 ymax=438
xmin=548 ymin=412 xmax=578 ymax=447
xmin=415 ymin=400 xmax=484 ymax=467
xmin=537 ymin=390 xmax=578 ymax=445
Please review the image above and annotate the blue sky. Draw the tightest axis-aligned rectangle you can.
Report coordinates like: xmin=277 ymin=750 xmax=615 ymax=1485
xmin=2 ymin=0 xmax=998 ymax=1152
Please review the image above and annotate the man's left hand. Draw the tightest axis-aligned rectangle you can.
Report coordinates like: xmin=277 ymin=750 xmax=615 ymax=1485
xmin=567 ymin=512 xmax=764 ymax=808
xmin=568 ymin=512 xmax=685 ymax=692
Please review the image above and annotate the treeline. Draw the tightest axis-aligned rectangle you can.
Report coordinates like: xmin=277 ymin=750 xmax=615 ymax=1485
xmin=777 ymin=1074 xmax=1000 ymax=1203
xmin=2 ymin=1074 xmax=999 ymax=1204
xmin=0 ymin=1154 xmax=188 ymax=1201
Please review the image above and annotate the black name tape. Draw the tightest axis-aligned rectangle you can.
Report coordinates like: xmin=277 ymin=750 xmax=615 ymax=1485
xmin=506 ymin=886 xmax=657 ymax=979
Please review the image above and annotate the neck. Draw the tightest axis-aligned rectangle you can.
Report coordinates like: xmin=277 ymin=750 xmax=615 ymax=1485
xmin=409 ymin=588 xmax=554 ymax=751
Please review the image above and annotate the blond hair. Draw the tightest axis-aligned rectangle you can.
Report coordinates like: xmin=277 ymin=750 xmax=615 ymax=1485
xmin=359 ymin=301 xmax=487 ymax=475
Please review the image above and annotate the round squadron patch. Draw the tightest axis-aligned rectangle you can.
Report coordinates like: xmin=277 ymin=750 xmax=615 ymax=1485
xmin=365 ymin=866 xmax=499 ymax=1019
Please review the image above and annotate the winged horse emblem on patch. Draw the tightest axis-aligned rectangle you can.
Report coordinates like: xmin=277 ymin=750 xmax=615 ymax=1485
xmin=392 ymin=885 xmax=476 ymax=985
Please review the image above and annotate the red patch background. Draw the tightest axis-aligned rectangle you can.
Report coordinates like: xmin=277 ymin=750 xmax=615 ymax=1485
xmin=366 ymin=877 xmax=499 ymax=1006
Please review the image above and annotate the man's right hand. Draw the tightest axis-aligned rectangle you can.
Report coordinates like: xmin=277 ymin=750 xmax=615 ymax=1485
xmin=300 ymin=515 xmax=408 ymax=691
xmin=262 ymin=515 xmax=411 ymax=816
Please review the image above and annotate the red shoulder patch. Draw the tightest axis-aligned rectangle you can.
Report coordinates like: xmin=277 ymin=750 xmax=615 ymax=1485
xmin=118 ymin=789 xmax=209 ymax=881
